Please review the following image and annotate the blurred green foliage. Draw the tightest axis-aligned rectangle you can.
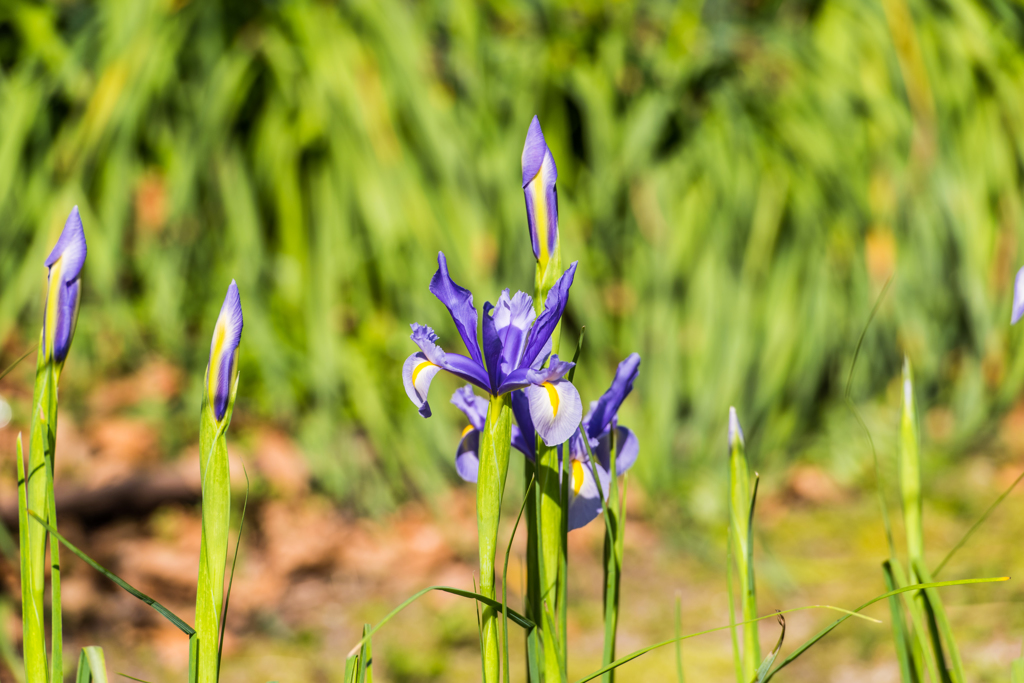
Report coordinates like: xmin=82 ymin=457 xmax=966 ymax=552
xmin=2 ymin=0 xmax=1024 ymax=516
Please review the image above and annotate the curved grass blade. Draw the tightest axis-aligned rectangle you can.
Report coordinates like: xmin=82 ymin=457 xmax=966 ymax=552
xmin=844 ymin=274 xmax=897 ymax=558
xmin=762 ymin=577 xmax=1007 ymax=681
xmin=0 ymin=347 xmax=33 ymax=383
xmin=26 ymin=510 xmax=195 ymax=636
xmin=752 ymin=613 xmax=785 ymax=683
xmin=675 ymin=594 xmax=685 ymax=683
xmin=117 ymin=674 xmax=154 ymax=683
xmin=566 ymin=326 xmax=585 ymax=383
xmin=346 ymin=586 xmax=535 ymax=658
xmin=76 ymin=647 xmax=108 ymax=683
xmin=503 ymin=476 xmax=535 ymax=683
xmin=217 ymin=462 xmax=250 ymax=680
xmin=572 ymin=579 xmax=1003 ymax=683
xmin=933 ymin=466 xmax=1024 ymax=576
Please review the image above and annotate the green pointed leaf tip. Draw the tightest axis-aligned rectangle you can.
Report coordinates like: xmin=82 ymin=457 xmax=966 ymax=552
xmin=727 ymin=406 xmax=759 ymax=678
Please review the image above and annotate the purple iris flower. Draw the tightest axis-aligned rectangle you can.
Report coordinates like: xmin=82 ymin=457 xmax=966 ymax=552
xmin=522 ymin=116 xmax=558 ymax=266
xmin=1013 ymin=265 xmax=1024 ymax=324
xmin=565 ymin=353 xmax=641 ymax=531
xmin=43 ymin=206 xmax=87 ymax=363
xmin=403 ymin=252 xmax=583 ymax=447
xmin=451 ymin=353 xmax=641 ymax=533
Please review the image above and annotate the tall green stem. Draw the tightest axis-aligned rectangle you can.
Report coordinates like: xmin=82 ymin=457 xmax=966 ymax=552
xmin=728 ymin=409 xmax=758 ymax=681
xmin=22 ymin=336 xmax=60 ymax=683
xmin=195 ymin=377 xmax=238 ymax=683
xmin=478 ymin=393 xmax=513 ymax=683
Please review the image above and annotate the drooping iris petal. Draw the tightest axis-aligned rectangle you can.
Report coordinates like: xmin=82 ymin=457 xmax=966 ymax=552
xmin=524 ymin=378 xmax=583 ymax=446
xmin=521 ymin=116 xmax=559 ymax=264
xmin=207 ymin=280 xmax=244 ymax=421
xmin=410 ymin=323 xmax=447 ymax=365
xmin=403 ymin=353 xmax=443 ymax=417
xmin=567 ymin=456 xmax=610 ymax=532
xmin=728 ymin=406 xmax=744 ymax=451
xmin=593 ymin=425 xmax=639 ymax=477
xmin=430 ymin=252 xmax=483 ymax=367
xmin=451 ymin=385 xmax=489 ymax=430
xmin=520 ymin=261 xmax=578 ymax=369
xmin=1013 ymin=265 xmax=1024 ymax=324
xmin=42 ymin=206 xmax=87 ymax=363
xmin=511 ymin=390 xmax=536 ymax=456
xmin=455 ymin=426 xmax=480 ymax=483
xmin=586 ymin=353 xmax=641 ymax=441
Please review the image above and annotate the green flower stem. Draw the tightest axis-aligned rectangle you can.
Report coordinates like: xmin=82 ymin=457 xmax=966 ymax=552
xmin=537 ymin=440 xmax=564 ymax=682
xmin=601 ymin=431 xmax=623 ymax=683
xmin=22 ymin=336 xmax=60 ymax=683
xmin=477 ymin=393 xmax=513 ymax=683
xmin=195 ymin=376 xmax=239 ymax=683
xmin=728 ymin=423 xmax=758 ymax=681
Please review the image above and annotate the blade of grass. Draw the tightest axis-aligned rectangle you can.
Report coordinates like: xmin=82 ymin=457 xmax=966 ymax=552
xmin=216 ymin=463 xmax=250 ymax=681
xmin=117 ymin=675 xmax=154 ymax=683
xmin=0 ymin=347 xmax=33 ymax=383
xmin=882 ymin=561 xmax=919 ymax=683
xmin=762 ymin=577 xmax=1007 ymax=681
xmin=75 ymin=647 xmax=108 ymax=683
xmin=358 ymin=623 xmax=373 ymax=683
xmin=915 ymin=559 xmax=962 ymax=683
xmin=26 ymin=510 xmax=195 ymax=636
xmin=674 ymin=594 xmax=685 ymax=683
xmin=43 ymin=444 xmax=62 ymax=683
xmin=845 ymin=274 xmax=897 ymax=558
xmin=571 ymin=600 xmax=887 ymax=683
xmin=752 ymin=613 xmax=785 ymax=683
xmin=503 ymin=476 xmax=535 ymax=683
xmin=346 ymin=585 xmax=535 ymax=658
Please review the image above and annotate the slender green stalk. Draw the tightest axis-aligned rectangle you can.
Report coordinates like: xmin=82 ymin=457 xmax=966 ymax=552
xmin=23 ymin=336 xmax=58 ymax=683
xmin=504 ymin=477 xmax=535 ymax=683
xmin=478 ymin=393 xmax=514 ymax=683
xmin=727 ymin=408 xmax=758 ymax=680
xmin=601 ymin=430 xmax=623 ymax=683
xmin=195 ymin=375 xmax=239 ymax=683
xmin=900 ymin=360 xmax=923 ymax=565
xmin=882 ymin=561 xmax=919 ymax=683
xmin=674 ymin=595 xmax=685 ymax=683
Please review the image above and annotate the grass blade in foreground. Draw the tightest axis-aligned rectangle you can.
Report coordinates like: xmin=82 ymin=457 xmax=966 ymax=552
xmin=27 ymin=511 xmax=194 ymax=636
xmin=75 ymin=647 xmax=108 ymax=683
xmin=571 ymin=578 xmax=1003 ymax=683
xmin=728 ymin=407 xmax=759 ymax=680
xmin=752 ymin=613 xmax=785 ymax=683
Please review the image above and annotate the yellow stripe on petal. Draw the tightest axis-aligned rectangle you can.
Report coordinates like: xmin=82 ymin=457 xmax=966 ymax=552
xmin=43 ymin=258 xmax=63 ymax=359
xmin=543 ymin=381 xmax=560 ymax=416
xmin=572 ymin=459 xmax=585 ymax=496
xmin=413 ymin=360 xmax=436 ymax=385
xmin=532 ymin=165 xmax=548 ymax=264
xmin=461 ymin=424 xmax=474 ymax=438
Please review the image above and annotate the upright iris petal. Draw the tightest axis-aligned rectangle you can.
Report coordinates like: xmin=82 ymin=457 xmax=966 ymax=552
xmin=522 ymin=116 xmax=558 ymax=266
xmin=207 ymin=281 xmax=243 ymax=421
xmin=42 ymin=206 xmax=87 ymax=363
xmin=1013 ymin=265 xmax=1024 ymax=324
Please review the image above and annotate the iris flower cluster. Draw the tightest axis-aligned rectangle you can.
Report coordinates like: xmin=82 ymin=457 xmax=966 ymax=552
xmin=403 ymin=117 xmax=641 ymax=532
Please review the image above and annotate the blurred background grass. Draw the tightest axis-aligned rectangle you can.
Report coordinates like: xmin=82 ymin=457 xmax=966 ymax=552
xmin=2 ymin=0 xmax=1024 ymax=522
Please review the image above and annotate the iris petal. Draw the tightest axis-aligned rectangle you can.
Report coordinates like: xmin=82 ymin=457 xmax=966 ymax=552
xmin=451 ymin=386 xmax=489 ymax=431
xmin=482 ymin=302 xmax=504 ymax=390
xmin=430 ymin=252 xmax=483 ymax=367
xmin=567 ymin=457 xmax=610 ymax=532
xmin=455 ymin=428 xmax=480 ymax=483
xmin=586 ymin=353 xmax=641 ymax=440
xmin=520 ymin=262 xmax=578 ymax=370
xmin=524 ymin=378 xmax=582 ymax=447
xmin=207 ymin=281 xmax=243 ymax=421
xmin=521 ymin=116 xmax=559 ymax=263
xmin=1014 ymin=265 xmax=1024 ymax=324
xmin=42 ymin=207 xmax=88 ymax=363
xmin=403 ymin=352 xmax=442 ymax=417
